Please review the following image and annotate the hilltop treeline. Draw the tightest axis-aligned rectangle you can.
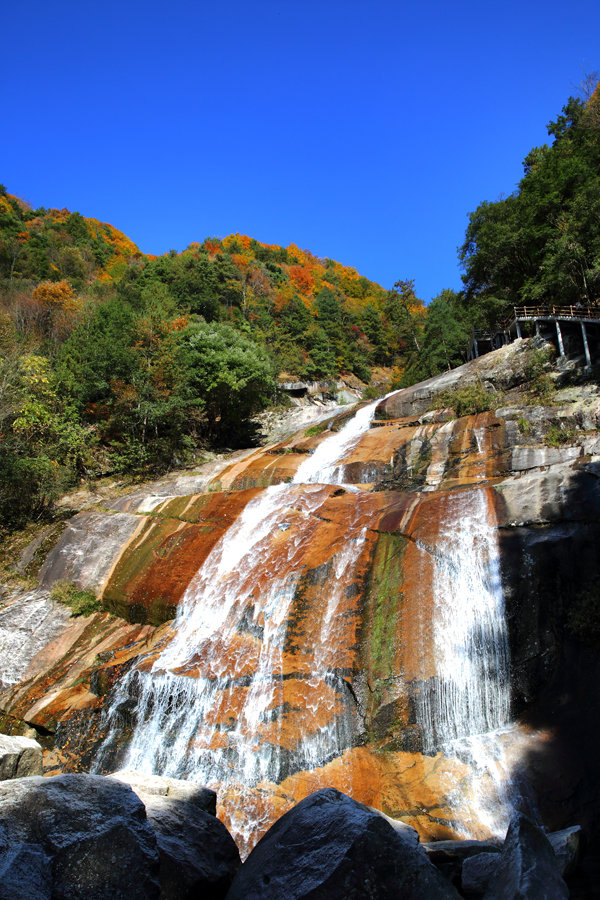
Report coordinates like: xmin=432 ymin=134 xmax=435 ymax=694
xmin=1 ymin=83 xmax=598 ymax=529
xmin=0 ymin=190 xmax=425 ymax=527
xmin=420 ymin=80 xmax=600 ymax=374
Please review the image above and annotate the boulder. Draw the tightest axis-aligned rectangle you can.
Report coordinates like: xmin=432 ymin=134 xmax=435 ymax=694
xmin=110 ymin=770 xmax=239 ymax=899
xmin=142 ymin=793 xmax=239 ymax=900
xmin=0 ymin=773 xmax=160 ymax=899
xmin=483 ymin=813 xmax=568 ymax=899
xmin=423 ymin=839 xmax=501 ymax=864
xmin=423 ymin=840 xmax=501 ymax=889
xmin=461 ymin=852 xmax=500 ymax=896
xmin=0 ymin=734 xmax=43 ymax=779
xmin=226 ymin=788 xmax=459 ymax=899
xmin=369 ymin=807 xmax=420 ymax=845
xmin=462 ymin=825 xmax=583 ymax=894
xmin=110 ymin=768 xmax=217 ymax=814
xmin=547 ymin=824 xmax=583 ymax=878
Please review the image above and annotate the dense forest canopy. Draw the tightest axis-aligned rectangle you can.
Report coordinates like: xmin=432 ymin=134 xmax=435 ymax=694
xmin=1 ymin=81 xmax=599 ymax=530
xmin=412 ymin=80 xmax=600 ymax=378
xmin=0 ymin=186 xmax=426 ymax=527
xmin=460 ymin=82 xmax=600 ymax=314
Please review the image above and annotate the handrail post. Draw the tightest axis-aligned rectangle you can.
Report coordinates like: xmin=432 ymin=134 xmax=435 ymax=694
xmin=556 ymin=320 xmax=565 ymax=357
xmin=581 ymin=322 xmax=592 ymax=368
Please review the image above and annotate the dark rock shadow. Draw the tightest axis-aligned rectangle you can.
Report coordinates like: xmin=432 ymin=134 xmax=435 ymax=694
xmin=498 ymin=465 xmax=600 ymax=855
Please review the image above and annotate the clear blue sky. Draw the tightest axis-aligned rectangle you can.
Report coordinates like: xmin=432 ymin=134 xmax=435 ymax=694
xmin=2 ymin=0 xmax=598 ymax=302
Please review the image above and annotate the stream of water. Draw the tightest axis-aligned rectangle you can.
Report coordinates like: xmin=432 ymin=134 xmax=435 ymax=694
xmin=94 ymin=400 xmax=380 ymax=835
xmin=94 ymin=398 xmax=517 ymax=844
xmin=415 ymin=484 xmax=514 ymax=837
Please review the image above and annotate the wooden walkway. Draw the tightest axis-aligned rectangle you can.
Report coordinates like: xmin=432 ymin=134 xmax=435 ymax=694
xmin=468 ymin=304 xmax=600 ymax=368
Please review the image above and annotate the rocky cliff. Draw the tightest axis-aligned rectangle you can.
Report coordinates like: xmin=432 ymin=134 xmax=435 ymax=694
xmin=1 ymin=337 xmax=599 ymax=858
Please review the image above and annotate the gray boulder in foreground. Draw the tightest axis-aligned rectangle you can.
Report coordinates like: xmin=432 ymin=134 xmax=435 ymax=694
xmin=462 ymin=852 xmax=501 ymax=896
xmin=483 ymin=813 xmax=568 ymax=899
xmin=226 ymin=787 xmax=459 ymax=899
xmin=462 ymin=823 xmax=583 ymax=894
xmin=143 ymin=792 xmax=240 ymax=900
xmin=109 ymin=769 xmax=239 ymax=899
xmin=110 ymin=768 xmax=217 ymax=814
xmin=0 ymin=774 xmax=160 ymax=899
xmin=547 ymin=824 xmax=583 ymax=878
xmin=0 ymin=734 xmax=43 ymax=780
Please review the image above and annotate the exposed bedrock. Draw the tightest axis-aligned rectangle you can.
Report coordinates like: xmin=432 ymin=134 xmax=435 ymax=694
xmin=1 ymin=339 xmax=599 ymax=859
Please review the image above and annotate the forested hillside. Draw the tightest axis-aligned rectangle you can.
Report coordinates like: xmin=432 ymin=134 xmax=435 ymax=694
xmin=0 ymin=187 xmax=426 ymax=528
xmin=417 ymin=81 xmax=600 ymax=375
xmin=1 ymin=82 xmax=598 ymax=531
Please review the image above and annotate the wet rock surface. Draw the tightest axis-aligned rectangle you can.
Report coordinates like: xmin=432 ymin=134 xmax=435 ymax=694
xmin=0 ymin=339 xmax=599 ymax=860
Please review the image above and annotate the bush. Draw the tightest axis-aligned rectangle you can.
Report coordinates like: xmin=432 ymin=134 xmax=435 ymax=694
xmin=304 ymin=420 xmax=332 ymax=437
xmin=50 ymin=581 xmax=103 ymax=616
xmin=525 ymin=347 xmax=556 ymax=401
xmin=429 ymin=381 xmax=495 ymax=417
xmin=544 ymin=422 xmax=577 ymax=447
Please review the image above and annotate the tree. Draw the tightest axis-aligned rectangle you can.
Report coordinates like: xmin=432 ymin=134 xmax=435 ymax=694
xmin=460 ymin=87 xmax=600 ymax=320
xmin=176 ymin=322 xmax=275 ymax=446
xmin=385 ymin=279 xmax=424 ymax=355
xmin=419 ymin=290 xmax=471 ymax=375
xmin=0 ymin=352 xmax=88 ymax=527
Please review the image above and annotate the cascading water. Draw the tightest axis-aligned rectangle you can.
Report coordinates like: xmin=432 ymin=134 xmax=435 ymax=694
xmin=94 ymin=399 xmax=381 ymax=847
xmin=415 ymin=485 xmax=513 ymax=837
xmin=94 ymin=396 xmax=519 ymax=846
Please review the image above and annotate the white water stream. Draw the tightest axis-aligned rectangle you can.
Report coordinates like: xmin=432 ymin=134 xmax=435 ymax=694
xmin=415 ymin=485 xmax=513 ymax=836
xmin=94 ymin=400 xmax=380 ymax=822
xmin=95 ymin=396 xmax=517 ymax=843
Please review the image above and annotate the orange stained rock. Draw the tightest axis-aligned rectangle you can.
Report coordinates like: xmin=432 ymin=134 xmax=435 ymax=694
xmin=217 ymin=745 xmax=490 ymax=858
xmin=207 ymin=446 xmax=281 ymax=491
xmin=0 ymin=613 xmax=165 ymax=732
xmin=101 ymin=489 xmax=263 ymax=624
xmin=201 ymin=410 xmax=510 ymax=494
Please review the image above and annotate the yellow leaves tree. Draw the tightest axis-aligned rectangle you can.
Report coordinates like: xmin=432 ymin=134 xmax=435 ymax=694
xmin=30 ymin=280 xmax=81 ymax=338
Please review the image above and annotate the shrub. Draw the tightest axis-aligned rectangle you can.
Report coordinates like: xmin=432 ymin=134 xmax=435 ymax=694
xmin=525 ymin=347 xmax=555 ymax=401
xmin=544 ymin=422 xmax=577 ymax=447
xmin=50 ymin=581 xmax=103 ymax=616
xmin=429 ymin=381 xmax=495 ymax=417
xmin=304 ymin=420 xmax=331 ymax=437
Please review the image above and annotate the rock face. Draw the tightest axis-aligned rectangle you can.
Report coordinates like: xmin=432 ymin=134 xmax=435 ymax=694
xmin=1 ymin=338 xmax=599 ymax=859
xmin=226 ymin=788 xmax=459 ymax=899
xmin=0 ymin=590 xmax=71 ymax=690
xmin=0 ymin=774 xmax=161 ymax=899
xmin=0 ymin=734 xmax=42 ymax=779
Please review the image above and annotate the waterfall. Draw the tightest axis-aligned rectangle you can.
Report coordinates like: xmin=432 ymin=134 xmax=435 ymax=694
xmin=415 ymin=486 xmax=513 ymax=836
xmin=94 ymin=400 xmax=380 ymax=842
xmin=93 ymin=395 xmax=519 ymax=846
xmin=292 ymin=400 xmax=378 ymax=485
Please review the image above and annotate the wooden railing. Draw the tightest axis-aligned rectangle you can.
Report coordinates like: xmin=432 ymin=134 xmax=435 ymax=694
xmin=504 ymin=304 xmax=600 ymax=326
xmin=468 ymin=304 xmax=600 ymax=359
